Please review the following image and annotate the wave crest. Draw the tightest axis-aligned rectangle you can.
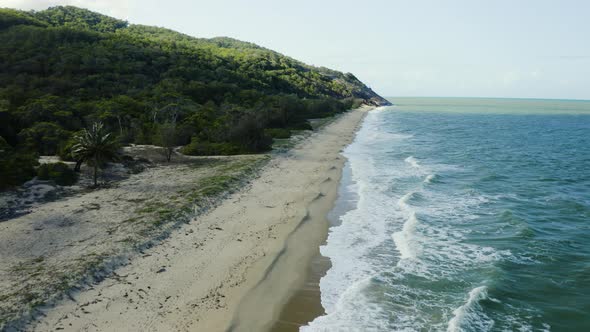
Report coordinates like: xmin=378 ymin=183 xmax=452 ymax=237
xmin=447 ymin=286 xmax=493 ymax=332
xmin=404 ymin=156 xmax=420 ymax=168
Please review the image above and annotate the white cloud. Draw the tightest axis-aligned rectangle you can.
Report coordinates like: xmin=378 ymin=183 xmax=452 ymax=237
xmin=1 ymin=0 xmax=131 ymax=19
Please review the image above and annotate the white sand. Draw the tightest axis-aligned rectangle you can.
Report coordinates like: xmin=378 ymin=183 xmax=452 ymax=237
xmin=24 ymin=107 xmax=369 ymax=331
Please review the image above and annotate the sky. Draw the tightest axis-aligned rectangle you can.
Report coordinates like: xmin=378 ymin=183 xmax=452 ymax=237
xmin=3 ymin=0 xmax=590 ymax=100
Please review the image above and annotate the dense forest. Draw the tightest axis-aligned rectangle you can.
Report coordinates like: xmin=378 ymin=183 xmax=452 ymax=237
xmin=0 ymin=6 xmax=390 ymax=188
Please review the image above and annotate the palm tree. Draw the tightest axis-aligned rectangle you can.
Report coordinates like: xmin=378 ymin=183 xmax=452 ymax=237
xmin=72 ymin=122 xmax=119 ymax=187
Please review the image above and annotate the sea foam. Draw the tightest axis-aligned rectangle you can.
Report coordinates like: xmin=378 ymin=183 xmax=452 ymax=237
xmin=424 ymin=174 xmax=436 ymax=183
xmin=404 ymin=156 xmax=420 ymax=168
xmin=304 ymin=106 xmax=522 ymax=331
xmin=392 ymin=192 xmax=420 ymax=260
xmin=447 ymin=286 xmax=493 ymax=332
xmin=392 ymin=212 xmax=419 ymax=259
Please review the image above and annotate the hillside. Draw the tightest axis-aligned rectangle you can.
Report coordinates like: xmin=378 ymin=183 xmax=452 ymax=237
xmin=0 ymin=6 xmax=390 ymax=188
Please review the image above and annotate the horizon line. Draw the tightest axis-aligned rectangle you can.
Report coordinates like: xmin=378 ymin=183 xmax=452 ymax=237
xmin=385 ymin=96 xmax=590 ymax=102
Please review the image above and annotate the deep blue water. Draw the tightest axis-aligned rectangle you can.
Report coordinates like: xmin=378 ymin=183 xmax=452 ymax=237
xmin=304 ymin=98 xmax=590 ymax=331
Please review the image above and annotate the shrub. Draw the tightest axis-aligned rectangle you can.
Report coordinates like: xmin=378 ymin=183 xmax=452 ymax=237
xmin=181 ymin=139 xmax=241 ymax=156
xmin=37 ymin=162 xmax=78 ymax=186
xmin=57 ymin=137 xmax=77 ymax=161
xmin=264 ymin=128 xmax=291 ymax=139
xmin=0 ymin=154 xmax=38 ymax=189
xmin=228 ymin=114 xmax=272 ymax=152
xmin=17 ymin=122 xmax=71 ymax=155
xmin=183 ymin=141 xmax=240 ymax=156
xmin=288 ymin=121 xmax=313 ymax=130
xmin=0 ymin=136 xmax=39 ymax=189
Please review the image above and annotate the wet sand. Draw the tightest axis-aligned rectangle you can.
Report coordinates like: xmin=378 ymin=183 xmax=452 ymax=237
xmin=270 ymin=253 xmax=331 ymax=331
xmin=270 ymin=159 xmax=358 ymax=331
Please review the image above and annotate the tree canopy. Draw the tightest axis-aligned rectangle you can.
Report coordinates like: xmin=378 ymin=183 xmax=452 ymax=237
xmin=0 ymin=6 xmax=389 ymax=188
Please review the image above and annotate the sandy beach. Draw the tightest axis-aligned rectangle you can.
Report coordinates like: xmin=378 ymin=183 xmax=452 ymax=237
xmin=6 ymin=106 xmax=369 ymax=331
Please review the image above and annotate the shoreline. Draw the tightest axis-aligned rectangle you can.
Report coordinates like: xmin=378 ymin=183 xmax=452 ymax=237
xmin=227 ymin=107 xmax=368 ymax=331
xmin=269 ymin=160 xmax=358 ymax=331
xmin=25 ymin=106 xmax=370 ymax=331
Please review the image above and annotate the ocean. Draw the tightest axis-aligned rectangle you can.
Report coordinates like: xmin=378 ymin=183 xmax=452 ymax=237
xmin=303 ymin=98 xmax=590 ymax=331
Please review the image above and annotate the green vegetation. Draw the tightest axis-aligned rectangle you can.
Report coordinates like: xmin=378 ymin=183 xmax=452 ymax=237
xmin=265 ymin=128 xmax=291 ymax=139
xmin=36 ymin=162 xmax=77 ymax=186
xmin=181 ymin=140 xmax=241 ymax=156
xmin=0 ymin=136 xmax=38 ymax=189
xmin=71 ymin=122 xmax=119 ymax=186
xmin=0 ymin=6 xmax=389 ymax=188
xmin=153 ymin=122 xmax=177 ymax=161
xmin=185 ymin=156 xmax=268 ymax=204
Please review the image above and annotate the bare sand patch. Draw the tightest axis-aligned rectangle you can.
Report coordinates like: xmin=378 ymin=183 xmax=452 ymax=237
xmin=0 ymin=154 xmax=266 ymax=330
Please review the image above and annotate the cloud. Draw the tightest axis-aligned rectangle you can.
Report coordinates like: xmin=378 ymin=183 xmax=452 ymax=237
xmin=1 ymin=0 xmax=131 ymax=19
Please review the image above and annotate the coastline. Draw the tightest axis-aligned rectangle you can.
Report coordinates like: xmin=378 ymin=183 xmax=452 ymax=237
xmin=225 ymin=107 xmax=369 ymax=332
xmin=270 ymin=160 xmax=358 ymax=332
xmin=27 ymin=106 xmax=370 ymax=331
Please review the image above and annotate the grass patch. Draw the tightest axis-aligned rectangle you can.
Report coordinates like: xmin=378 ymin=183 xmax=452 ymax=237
xmin=136 ymin=201 xmax=167 ymax=214
xmin=309 ymin=117 xmax=335 ymax=130
xmin=185 ymin=155 xmax=268 ymax=205
xmin=1 ymin=252 xmax=110 ymax=328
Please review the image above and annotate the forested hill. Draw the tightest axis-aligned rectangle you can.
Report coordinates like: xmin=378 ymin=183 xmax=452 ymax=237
xmin=0 ymin=6 xmax=389 ymax=188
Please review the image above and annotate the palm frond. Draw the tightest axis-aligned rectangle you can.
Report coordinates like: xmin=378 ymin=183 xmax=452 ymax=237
xmin=72 ymin=122 xmax=119 ymax=165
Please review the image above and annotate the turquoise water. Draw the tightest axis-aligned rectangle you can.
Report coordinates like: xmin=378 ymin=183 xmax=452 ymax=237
xmin=303 ymin=98 xmax=590 ymax=331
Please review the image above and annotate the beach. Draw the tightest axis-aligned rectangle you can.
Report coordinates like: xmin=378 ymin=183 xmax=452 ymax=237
xmin=12 ymin=106 xmax=369 ymax=331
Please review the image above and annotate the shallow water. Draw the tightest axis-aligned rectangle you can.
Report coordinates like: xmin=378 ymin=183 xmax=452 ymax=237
xmin=303 ymin=98 xmax=590 ymax=331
